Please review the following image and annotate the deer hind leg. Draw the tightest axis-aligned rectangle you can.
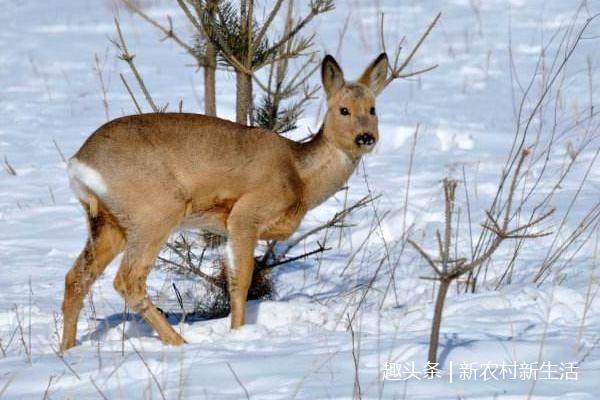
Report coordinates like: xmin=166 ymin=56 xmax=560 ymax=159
xmin=113 ymin=234 xmax=186 ymax=346
xmin=61 ymin=208 xmax=125 ymax=352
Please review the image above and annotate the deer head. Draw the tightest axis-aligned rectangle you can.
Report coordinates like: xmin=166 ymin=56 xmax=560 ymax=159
xmin=321 ymin=53 xmax=389 ymax=158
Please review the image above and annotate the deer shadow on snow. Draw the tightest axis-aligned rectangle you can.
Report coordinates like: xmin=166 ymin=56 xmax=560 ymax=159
xmin=79 ymin=300 xmax=268 ymax=344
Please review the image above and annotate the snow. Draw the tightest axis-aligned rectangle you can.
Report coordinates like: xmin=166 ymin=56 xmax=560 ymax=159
xmin=1 ymin=0 xmax=599 ymax=399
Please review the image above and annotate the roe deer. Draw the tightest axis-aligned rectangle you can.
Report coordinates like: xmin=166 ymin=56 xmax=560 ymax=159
xmin=61 ymin=53 xmax=388 ymax=351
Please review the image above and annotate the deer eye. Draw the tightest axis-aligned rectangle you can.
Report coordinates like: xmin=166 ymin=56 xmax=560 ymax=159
xmin=340 ymin=107 xmax=350 ymax=116
xmin=370 ymin=107 xmax=376 ymax=115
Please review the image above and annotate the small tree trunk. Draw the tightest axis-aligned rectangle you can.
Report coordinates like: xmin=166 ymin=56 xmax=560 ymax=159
xmin=203 ymin=0 xmax=218 ymax=117
xmin=428 ymin=277 xmax=451 ymax=365
xmin=235 ymin=71 xmax=252 ymax=124
xmin=204 ymin=42 xmax=217 ymax=116
xmin=235 ymin=0 xmax=253 ymax=125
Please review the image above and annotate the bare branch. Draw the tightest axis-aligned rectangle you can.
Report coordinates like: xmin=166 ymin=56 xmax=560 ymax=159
xmin=226 ymin=362 xmax=250 ymax=400
xmin=407 ymin=239 xmax=442 ymax=276
xmin=119 ymin=73 xmax=143 ymax=114
xmin=119 ymin=0 xmax=203 ymax=64
xmin=261 ymin=0 xmax=334 ymax=62
xmin=112 ymin=18 xmax=160 ymax=112
xmin=259 ymin=242 xmax=331 ymax=270
xmin=382 ymin=12 xmax=441 ymax=89
xmin=252 ymin=0 xmax=286 ymax=52
xmin=279 ymin=194 xmax=379 ymax=256
xmin=396 ymin=64 xmax=438 ymax=79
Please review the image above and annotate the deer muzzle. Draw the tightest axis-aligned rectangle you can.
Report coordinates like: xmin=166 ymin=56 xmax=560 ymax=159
xmin=354 ymin=132 xmax=376 ymax=148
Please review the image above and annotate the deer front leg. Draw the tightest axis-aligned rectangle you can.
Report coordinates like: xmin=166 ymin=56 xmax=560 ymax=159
xmin=225 ymin=217 xmax=258 ymax=329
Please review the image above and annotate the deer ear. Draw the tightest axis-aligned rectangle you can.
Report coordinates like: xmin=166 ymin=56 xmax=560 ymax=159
xmin=321 ymin=55 xmax=345 ymax=98
xmin=358 ymin=53 xmax=388 ymax=96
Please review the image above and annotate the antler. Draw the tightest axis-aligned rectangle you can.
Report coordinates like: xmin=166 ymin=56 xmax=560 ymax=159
xmin=380 ymin=12 xmax=441 ymax=91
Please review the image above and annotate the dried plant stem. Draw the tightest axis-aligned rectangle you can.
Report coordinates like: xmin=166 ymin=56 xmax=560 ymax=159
xmin=348 ymin=315 xmax=362 ymax=400
xmin=226 ymin=362 xmax=250 ymax=400
xmin=113 ymin=18 xmax=159 ymax=113
xmin=3 ymin=156 xmax=16 ymax=176
xmin=42 ymin=375 xmax=54 ymax=400
xmin=51 ymin=138 xmax=67 ymax=164
xmin=576 ymin=230 xmax=599 ymax=352
xmin=0 ymin=375 xmax=14 ymax=398
xmin=51 ymin=343 xmax=81 ymax=379
xmin=90 ymin=377 xmax=109 ymax=400
xmin=94 ymin=52 xmax=110 ymax=120
xmin=127 ymin=337 xmax=167 ymax=400
xmin=119 ymin=73 xmax=143 ymax=114
xmin=13 ymin=305 xmax=30 ymax=363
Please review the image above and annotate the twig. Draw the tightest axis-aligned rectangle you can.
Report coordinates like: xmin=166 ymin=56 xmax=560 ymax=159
xmin=260 ymin=0 xmax=334 ymax=64
xmin=52 ymin=139 xmax=67 ymax=163
xmin=348 ymin=315 xmax=362 ymax=400
xmin=119 ymin=73 xmax=143 ymax=114
xmin=13 ymin=305 xmax=30 ymax=363
xmin=252 ymin=0 xmax=285 ymax=53
xmin=279 ymin=195 xmax=379 ymax=257
xmin=381 ymin=12 xmax=441 ymax=89
xmin=259 ymin=243 xmax=330 ymax=270
xmin=112 ymin=18 xmax=159 ymax=112
xmin=119 ymin=0 xmax=203 ymax=64
xmin=27 ymin=278 xmax=32 ymax=365
xmin=90 ymin=377 xmax=109 ymax=400
xmin=0 ymin=375 xmax=14 ymax=399
xmin=172 ymin=282 xmax=187 ymax=322
xmin=94 ymin=52 xmax=110 ymax=121
xmin=3 ymin=156 xmax=16 ymax=176
xmin=127 ymin=337 xmax=167 ymax=400
xmin=226 ymin=362 xmax=250 ymax=400
xmin=51 ymin=344 xmax=81 ymax=380
xmin=407 ymin=239 xmax=441 ymax=276
xmin=42 ymin=375 xmax=54 ymax=400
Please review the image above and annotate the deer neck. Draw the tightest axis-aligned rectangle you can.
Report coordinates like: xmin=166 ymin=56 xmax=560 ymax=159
xmin=294 ymin=124 xmax=360 ymax=210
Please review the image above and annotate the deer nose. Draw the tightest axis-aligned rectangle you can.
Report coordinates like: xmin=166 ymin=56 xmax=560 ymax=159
xmin=355 ymin=132 xmax=376 ymax=147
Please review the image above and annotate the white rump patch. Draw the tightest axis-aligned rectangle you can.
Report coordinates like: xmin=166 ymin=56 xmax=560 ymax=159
xmin=67 ymin=158 xmax=108 ymax=201
xmin=225 ymin=241 xmax=236 ymax=273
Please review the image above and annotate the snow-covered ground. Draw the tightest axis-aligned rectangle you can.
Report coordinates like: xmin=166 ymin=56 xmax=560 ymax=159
xmin=1 ymin=0 xmax=599 ymax=398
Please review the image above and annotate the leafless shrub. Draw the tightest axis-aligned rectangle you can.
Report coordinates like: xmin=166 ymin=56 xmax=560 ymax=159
xmin=157 ymin=235 xmax=272 ymax=319
xmin=409 ymin=161 xmax=552 ymax=365
xmin=408 ymin=10 xmax=600 ymax=367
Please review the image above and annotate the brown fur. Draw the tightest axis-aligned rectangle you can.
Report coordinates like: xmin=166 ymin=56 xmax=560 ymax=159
xmin=60 ymin=53 xmax=388 ymax=350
